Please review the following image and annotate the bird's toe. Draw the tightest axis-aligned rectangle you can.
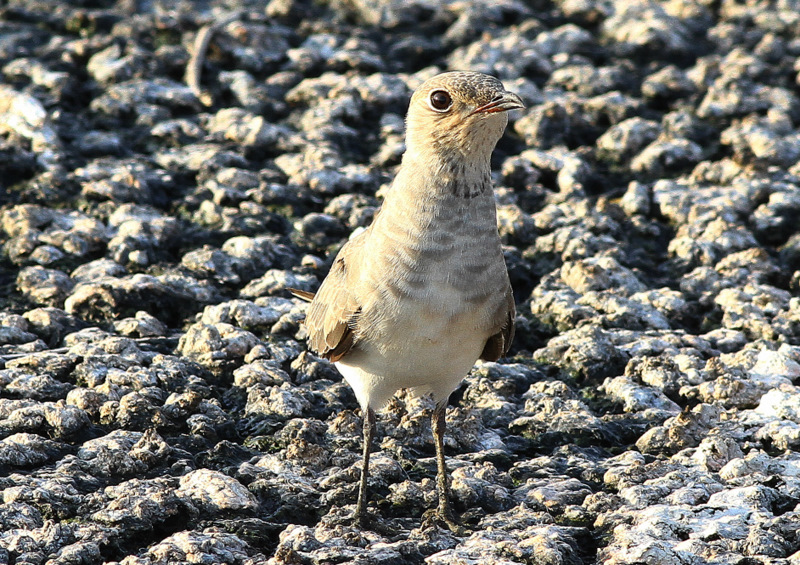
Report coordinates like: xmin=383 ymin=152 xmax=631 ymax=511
xmin=421 ymin=508 xmax=468 ymax=536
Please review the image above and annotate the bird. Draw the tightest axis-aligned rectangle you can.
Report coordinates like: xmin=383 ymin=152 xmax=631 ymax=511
xmin=291 ymin=71 xmax=521 ymax=531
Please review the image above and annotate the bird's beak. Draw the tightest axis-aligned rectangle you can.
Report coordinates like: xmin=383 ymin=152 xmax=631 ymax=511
xmin=471 ymin=92 xmax=525 ymax=115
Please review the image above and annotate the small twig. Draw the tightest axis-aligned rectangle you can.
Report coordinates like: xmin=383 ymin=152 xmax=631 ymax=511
xmin=1 ymin=346 xmax=70 ymax=361
xmin=0 ymin=336 xmax=180 ymax=362
xmin=185 ymin=11 xmax=246 ymax=107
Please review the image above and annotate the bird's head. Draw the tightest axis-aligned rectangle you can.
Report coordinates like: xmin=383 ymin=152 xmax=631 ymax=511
xmin=405 ymin=71 xmax=524 ymax=163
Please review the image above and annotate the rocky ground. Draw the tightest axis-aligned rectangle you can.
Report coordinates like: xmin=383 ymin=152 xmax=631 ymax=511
xmin=1 ymin=0 xmax=800 ymax=563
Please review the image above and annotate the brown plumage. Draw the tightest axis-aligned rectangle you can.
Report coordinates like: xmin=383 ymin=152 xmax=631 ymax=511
xmin=291 ymin=71 xmax=522 ymax=532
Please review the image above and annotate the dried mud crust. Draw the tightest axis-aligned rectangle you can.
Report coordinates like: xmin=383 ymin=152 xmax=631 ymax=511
xmin=1 ymin=0 xmax=800 ymax=564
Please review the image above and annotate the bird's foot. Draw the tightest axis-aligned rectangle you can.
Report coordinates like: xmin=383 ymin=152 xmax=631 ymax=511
xmin=353 ymin=507 xmax=374 ymax=530
xmin=421 ymin=508 xmax=467 ymax=536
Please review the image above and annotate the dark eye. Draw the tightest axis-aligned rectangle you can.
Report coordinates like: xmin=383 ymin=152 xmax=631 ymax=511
xmin=429 ymin=90 xmax=452 ymax=112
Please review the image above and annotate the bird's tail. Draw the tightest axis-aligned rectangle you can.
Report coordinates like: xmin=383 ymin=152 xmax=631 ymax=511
xmin=288 ymin=288 xmax=315 ymax=302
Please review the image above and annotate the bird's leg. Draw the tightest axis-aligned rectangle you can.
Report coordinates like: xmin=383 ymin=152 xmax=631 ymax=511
xmin=354 ymin=407 xmax=375 ymax=528
xmin=431 ymin=402 xmax=463 ymax=534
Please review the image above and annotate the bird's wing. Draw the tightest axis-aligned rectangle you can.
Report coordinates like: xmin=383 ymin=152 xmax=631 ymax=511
xmin=299 ymin=237 xmax=364 ymax=362
xmin=480 ymin=290 xmax=515 ymax=362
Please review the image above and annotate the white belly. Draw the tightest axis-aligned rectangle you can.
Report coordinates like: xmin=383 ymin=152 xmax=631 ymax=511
xmin=335 ymin=302 xmax=490 ymax=411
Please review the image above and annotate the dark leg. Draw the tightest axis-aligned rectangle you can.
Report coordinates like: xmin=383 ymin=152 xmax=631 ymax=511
xmin=354 ymin=407 xmax=375 ymax=527
xmin=431 ymin=403 xmax=463 ymax=533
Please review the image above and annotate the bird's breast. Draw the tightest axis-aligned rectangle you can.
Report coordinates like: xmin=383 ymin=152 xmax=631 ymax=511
xmin=357 ymin=196 xmax=509 ymax=341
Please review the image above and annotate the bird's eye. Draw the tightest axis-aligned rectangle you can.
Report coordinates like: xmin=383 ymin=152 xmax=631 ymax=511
xmin=428 ymin=90 xmax=452 ymax=112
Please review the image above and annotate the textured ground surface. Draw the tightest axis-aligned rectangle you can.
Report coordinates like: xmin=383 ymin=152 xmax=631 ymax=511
xmin=2 ymin=0 xmax=800 ymax=563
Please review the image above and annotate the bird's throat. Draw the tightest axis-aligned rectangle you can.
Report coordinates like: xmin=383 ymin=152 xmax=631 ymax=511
xmin=396 ymin=150 xmax=493 ymax=201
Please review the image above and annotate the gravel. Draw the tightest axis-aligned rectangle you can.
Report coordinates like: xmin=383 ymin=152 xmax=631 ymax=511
xmin=1 ymin=0 xmax=800 ymax=563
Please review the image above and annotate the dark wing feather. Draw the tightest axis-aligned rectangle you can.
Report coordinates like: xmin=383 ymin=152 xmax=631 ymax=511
xmin=299 ymin=238 xmax=364 ymax=362
xmin=289 ymin=288 xmax=315 ymax=302
xmin=480 ymin=292 xmax=515 ymax=362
